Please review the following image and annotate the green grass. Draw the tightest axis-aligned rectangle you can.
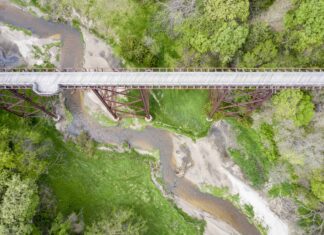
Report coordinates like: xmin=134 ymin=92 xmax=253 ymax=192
xmin=2 ymin=22 xmax=33 ymax=36
xmin=43 ymin=148 xmax=204 ymax=234
xmin=201 ymin=185 xmax=268 ymax=235
xmin=227 ymin=118 xmax=278 ymax=187
xmin=150 ymin=90 xmax=212 ymax=138
xmin=31 ymin=42 xmax=61 ymax=68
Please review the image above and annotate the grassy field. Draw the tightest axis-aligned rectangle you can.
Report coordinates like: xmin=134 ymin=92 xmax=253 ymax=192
xmin=43 ymin=149 xmax=204 ymax=234
xmin=150 ymin=90 xmax=212 ymax=138
xmin=42 ymin=140 xmax=204 ymax=234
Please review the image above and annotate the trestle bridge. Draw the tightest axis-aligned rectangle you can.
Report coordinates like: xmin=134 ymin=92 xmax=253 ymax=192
xmin=0 ymin=68 xmax=323 ymax=121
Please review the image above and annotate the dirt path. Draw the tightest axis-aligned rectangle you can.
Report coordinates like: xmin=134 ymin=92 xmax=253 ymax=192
xmin=253 ymin=0 xmax=293 ymax=31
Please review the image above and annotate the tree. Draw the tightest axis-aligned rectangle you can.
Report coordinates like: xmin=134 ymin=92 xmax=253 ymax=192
xmin=182 ymin=19 xmax=248 ymax=65
xmin=0 ymin=174 xmax=39 ymax=235
xmin=272 ymin=89 xmax=315 ymax=127
xmin=238 ymin=23 xmax=279 ymax=67
xmin=285 ymin=0 xmax=324 ymax=52
xmin=240 ymin=39 xmax=278 ymax=67
xmin=85 ymin=209 xmax=147 ymax=235
xmin=250 ymin=0 xmax=275 ymax=15
xmin=204 ymin=0 xmax=249 ymax=22
xmin=243 ymin=23 xmax=275 ymax=52
xmin=50 ymin=212 xmax=85 ymax=235
xmin=210 ymin=22 xmax=249 ymax=64
xmin=120 ymin=36 xmax=159 ymax=67
xmin=0 ymin=126 xmax=47 ymax=179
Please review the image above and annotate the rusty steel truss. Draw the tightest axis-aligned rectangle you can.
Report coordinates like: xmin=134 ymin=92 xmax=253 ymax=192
xmin=0 ymin=87 xmax=275 ymax=121
xmin=208 ymin=89 xmax=273 ymax=118
xmin=92 ymin=87 xmax=151 ymax=120
xmin=0 ymin=89 xmax=57 ymax=119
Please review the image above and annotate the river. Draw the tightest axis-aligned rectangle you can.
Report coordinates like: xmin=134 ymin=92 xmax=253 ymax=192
xmin=0 ymin=1 xmax=260 ymax=234
xmin=0 ymin=0 xmax=83 ymax=68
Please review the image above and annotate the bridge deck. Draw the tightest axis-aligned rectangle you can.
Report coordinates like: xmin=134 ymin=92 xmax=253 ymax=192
xmin=0 ymin=71 xmax=323 ymax=95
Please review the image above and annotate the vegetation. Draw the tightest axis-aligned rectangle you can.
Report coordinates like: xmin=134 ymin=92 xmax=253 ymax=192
xmin=285 ymin=0 xmax=324 ymax=53
xmin=250 ymin=0 xmax=275 ymax=15
xmin=201 ymin=185 xmax=268 ymax=235
xmin=0 ymin=174 xmax=39 ymax=234
xmin=31 ymin=42 xmax=61 ymax=68
xmin=150 ymin=90 xmax=211 ymax=138
xmin=228 ymin=89 xmax=323 ymax=233
xmin=85 ymin=210 xmax=147 ymax=235
xmin=0 ymin=112 xmax=204 ymax=234
xmin=2 ymin=22 xmax=32 ymax=36
xmin=227 ymin=119 xmax=278 ymax=187
xmin=180 ymin=0 xmax=249 ymax=65
xmin=272 ymin=89 xmax=315 ymax=127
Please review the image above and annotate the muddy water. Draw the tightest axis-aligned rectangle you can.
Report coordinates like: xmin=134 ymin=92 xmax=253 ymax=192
xmin=65 ymin=91 xmax=260 ymax=235
xmin=0 ymin=0 xmax=83 ymax=68
xmin=0 ymin=2 xmax=259 ymax=234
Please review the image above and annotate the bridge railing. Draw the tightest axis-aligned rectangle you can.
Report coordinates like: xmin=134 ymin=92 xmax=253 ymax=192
xmin=1 ymin=67 xmax=324 ymax=72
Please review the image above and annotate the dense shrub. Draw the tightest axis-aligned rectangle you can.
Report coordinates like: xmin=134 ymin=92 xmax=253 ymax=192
xmin=250 ymin=0 xmax=275 ymax=15
xmin=272 ymin=90 xmax=315 ymax=127
xmin=85 ymin=210 xmax=147 ymax=235
xmin=204 ymin=0 xmax=250 ymax=22
xmin=239 ymin=23 xmax=278 ymax=67
xmin=120 ymin=36 xmax=159 ymax=67
xmin=227 ymin=119 xmax=278 ymax=187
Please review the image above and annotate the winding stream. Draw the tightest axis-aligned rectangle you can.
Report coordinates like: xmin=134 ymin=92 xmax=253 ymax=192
xmin=65 ymin=91 xmax=260 ymax=235
xmin=0 ymin=0 xmax=83 ymax=68
xmin=0 ymin=2 xmax=260 ymax=234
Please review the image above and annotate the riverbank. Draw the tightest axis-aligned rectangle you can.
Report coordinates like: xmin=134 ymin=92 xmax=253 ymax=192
xmin=0 ymin=0 xmax=84 ymax=68
xmin=171 ymin=122 xmax=288 ymax=234
xmin=0 ymin=22 xmax=61 ymax=67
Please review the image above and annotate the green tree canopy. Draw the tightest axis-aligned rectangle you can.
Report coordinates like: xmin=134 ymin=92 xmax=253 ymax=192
xmin=272 ymin=89 xmax=315 ymax=127
xmin=285 ymin=0 xmax=324 ymax=52
xmin=210 ymin=22 xmax=249 ymax=64
xmin=181 ymin=0 xmax=249 ymax=65
xmin=204 ymin=0 xmax=250 ymax=22
xmin=239 ymin=23 xmax=278 ymax=67
xmin=240 ymin=39 xmax=278 ymax=67
xmin=0 ymin=125 xmax=48 ymax=179
xmin=0 ymin=174 xmax=39 ymax=235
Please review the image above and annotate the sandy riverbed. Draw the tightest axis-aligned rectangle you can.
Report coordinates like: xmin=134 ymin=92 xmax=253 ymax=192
xmin=172 ymin=121 xmax=289 ymax=235
xmin=82 ymin=27 xmax=120 ymax=69
xmin=0 ymin=23 xmax=60 ymax=67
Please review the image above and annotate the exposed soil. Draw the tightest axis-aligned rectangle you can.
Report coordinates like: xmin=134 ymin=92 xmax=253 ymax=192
xmin=253 ymin=0 xmax=293 ymax=31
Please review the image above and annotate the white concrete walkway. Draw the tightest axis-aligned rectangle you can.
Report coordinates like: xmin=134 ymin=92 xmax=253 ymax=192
xmin=0 ymin=72 xmax=323 ymax=95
